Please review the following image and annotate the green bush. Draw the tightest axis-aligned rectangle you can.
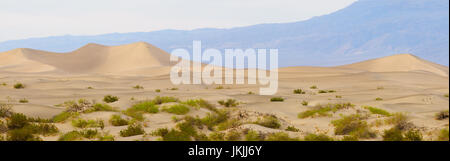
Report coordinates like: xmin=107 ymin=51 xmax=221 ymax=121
xmin=152 ymin=96 xmax=179 ymax=105
xmin=265 ymin=132 xmax=298 ymax=141
xmin=103 ymin=95 xmax=119 ymax=103
xmin=58 ymin=131 xmax=84 ymax=141
xmin=254 ymin=115 xmax=281 ymax=129
xmin=163 ymin=104 xmax=190 ymax=115
xmin=19 ymin=98 xmax=29 ymax=103
xmin=7 ymin=128 xmax=41 ymax=141
xmin=71 ymin=119 xmax=104 ymax=129
xmin=285 ymin=126 xmax=300 ymax=132
xmin=245 ymin=130 xmax=264 ymax=141
xmin=293 ymin=89 xmax=306 ymax=94
xmin=97 ymin=133 xmax=115 ymax=141
xmin=385 ymin=113 xmax=408 ymax=125
xmin=52 ymin=111 xmax=79 ymax=123
xmin=375 ymin=97 xmax=383 ymax=101
xmin=332 ymin=114 xmax=376 ymax=139
xmin=298 ymin=103 xmax=354 ymax=119
xmin=28 ymin=123 xmax=59 ymax=136
xmin=438 ymin=128 xmax=449 ymax=141
xmin=120 ymin=124 xmax=145 ymax=137
xmin=201 ymin=110 xmax=230 ymax=130
xmin=109 ymin=114 xmax=129 ymax=126
xmin=270 ymin=97 xmax=284 ymax=102
xmin=7 ymin=113 xmax=29 ymax=129
xmin=301 ymin=101 xmax=308 ymax=106
xmin=155 ymin=89 xmax=161 ymax=92
xmin=364 ymin=106 xmax=391 ymax=116
xmin=310 ymin=85 xmax=317 ymax=89
xmin=218 ymin=99 xmax=239 ymax=107
xmin=382 ymin=128 xmax=404 ymax=141
xmin=303 ymin=133 xmax=333 ymax=141
xmin=14 ymin=83 xmax=25 ymax=89
xmin=84 ymin=103 xmax=116 ymax=113
xmin=216 ymin=119 xmax=241 ymax=131
xmin=130 ymin=101 xmax=159 ymax=113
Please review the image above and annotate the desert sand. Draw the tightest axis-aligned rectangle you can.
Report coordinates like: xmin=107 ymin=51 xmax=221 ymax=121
xmin=0 ymin=42 xmax=448 ymax=141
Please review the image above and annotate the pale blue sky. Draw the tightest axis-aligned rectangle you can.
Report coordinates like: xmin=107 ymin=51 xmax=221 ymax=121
xmin=0 ymin=0 xmax=357 ymax=42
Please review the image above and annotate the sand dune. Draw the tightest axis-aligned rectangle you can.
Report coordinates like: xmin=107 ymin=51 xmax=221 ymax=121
xmin=0 ymin=42 xmax=175 ymax=74
xmin=339 ymin=54 xmax=449 ymax=77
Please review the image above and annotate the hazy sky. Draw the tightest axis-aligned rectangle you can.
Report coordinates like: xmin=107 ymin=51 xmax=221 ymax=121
xmin=0 ymin=0 xmax=357 ymax=42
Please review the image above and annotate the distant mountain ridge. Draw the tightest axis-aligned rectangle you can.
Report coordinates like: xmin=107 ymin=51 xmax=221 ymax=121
xmin=0 ymin=0 xmax=448 ymax=67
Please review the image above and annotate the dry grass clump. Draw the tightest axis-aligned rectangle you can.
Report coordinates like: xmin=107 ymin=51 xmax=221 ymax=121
xmin=71 ymin=118 xmax=104 ymax=129
xmin=331 ymin=114 xmax=376 ymax=139
xmin=0 ymin=103 xmax=13 ymax=118
xmin=363 ymin=106 xmax=391 ymax=116
xmin=163 ymin=104 xmax=190 ymax=115
xmin=303 ymin=133 xmax=334 ymax=141
xmin=218 ymin=99 xmax=239 ymax=107
xmin=120 ymin=124 xmax=145 ymax=137
xmin=109 ymin=114 xmax=129 ymax=126
xmin=103 ymin=95 xmax=119 ymax=103
xmin=265 ymin=132 xmax=298 ymax=141
xmin=254 ymin=115 xmax=281 ymax=129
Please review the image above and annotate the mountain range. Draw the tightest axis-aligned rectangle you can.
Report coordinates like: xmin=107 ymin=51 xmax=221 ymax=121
xmin=0 ymin=0 xmax=448 ymax=67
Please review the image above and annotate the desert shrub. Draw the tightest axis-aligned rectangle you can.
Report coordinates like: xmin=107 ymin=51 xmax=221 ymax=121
xmin=85 ymin=103 xmax=116 ymax=113
xmin=7 ymin=113 xmax=29 ymax=129
xmin=435 ymin=110 xmax=449 ymax=120
xmin=162 ymin=129 xmax=192 ymax=141
xmin=97 ymin=133 xmax=115 ymax=141
xmin=130 ymin=101 xmax=159 ymax=113
xmin=375 ymin=97 xmax=383 ymax=101
xmin=225 ymin=130 xmax=241 ymax=141
xmin=201 ymin=110 xmax=230 ymax=130
xmin=169 ymin=87 xmax=178 ymax=90
xmin=61 ymin=99 xmax=93 ymax=113
xmin=120 ymin=124 xmax=145 ymax=137
xmin=0 ymin=103 xmax=13 ymax=118
xmin=71 ymin=119 xmax=104 ymax=129
xmin=310 ymin=85 xmax=317 ymax=89
xmin=248 ymin=91 xmax=255 ymax=95
xmin=153 ymin=96 xmax=179 ymax=105
xmin=155 ymin=89 xmax=161 ymax=92
xmin=318 ymin=90 xmax=327 ymax=93
xmin=58 ymin=131 xmax=84 ymax=141
xmin=215 ymin=86 xmax=224 ymax=89
xmin=216 ymin=119 xmax=241 ymax=131
xmin=80 ymin=129 xmax=99 ymax=139
xmin=340 ymin=135 xmax=359 ymax=141
xmin=335 ymin=95 xmax=342 ymax=98
xmin=404 ymin=130 xmax=423 ymax=141
xmin=444 ymin=94 xmax=449 ymax=98
xmin=19 ymin=98 xmax=29 ymax=103
xmin=298 ymin=103 xmax=354 ymax=119
xmin=133 ymin=85 xmax=144 ymax=89
xmin=14 ymin=83 xmax=25 ymax=89
xmin=303 ymin=133 xmax=333 ymax=141
xmin=385 ymin=113 xmax=408 ymax=125
xmin=163 ymin=104 xmax=190 ymax=115
xmin=27 ymin=123 xmax=59 ymax=136
xmin=254 ymin=115 xmax=281 ymax=129
xmin=0 ymin=120 xmax=7 ymax=133
xmin=437 ymin=128 xmax=449 ymax=141
xmin=109 ymin=114 xmax=129 ymax=126
xmin=1 ymin=82 xmax=6 ymax=86
xmin=364 ymin=106 xmax=391 ymax=116
xmin=301 ymin=101 xmax=308 ymax=106
xmin=270 ymin=97 xmax=284 ymax=102
xmin=285 ymin=126 xmax=300 ymax=132
xmin=209 ymin=132 xmax=225 ymax=141
xmin=87 ymin=86 xmax=94 ymax=89
xmin=103 ymin=95 xmax=119 ymax=103
xmin=245 ymin=130 xmax=264 ymax=141
xmin=52 ymin=111 xmax=79 ymax=123
xmin=7 ymin=128 xmax=41 ymax=141
xmin=332 ymin=114 xmax=376 ymax=139
xmin=218 ymin=99 xmax=239 ymax=107
xmin=265 ymin=132 xmax=298 ymax=141
xmin=377 ymin=86 xmax=384 ymax=90
xmin=293 ymin=89 xmax=306 ymax=94
xmin=382 ymin=128 xmax=404 ymax=141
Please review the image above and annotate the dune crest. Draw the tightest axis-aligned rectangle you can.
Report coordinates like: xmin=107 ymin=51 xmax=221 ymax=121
xmin=339 ymin=54 xmax=449 ymax=77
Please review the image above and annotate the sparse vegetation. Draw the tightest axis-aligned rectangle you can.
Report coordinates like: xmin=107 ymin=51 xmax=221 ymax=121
xmin=7 ymin=128 xmax=41 ymax=141
xmin=201 ymin=109 xmax=229 ymax=130
xmin=245 ymin=130 xmax=264 ymax=141
xmin=152 ymin=96 xmax=179 ymax=105
xmin=133 ymin=85 xmax=144 ymax=89
xmin=375 ymin=97 xmax=383 ymax=101
xmin=364 ymin=106 xmax=391 ymax=116
xmin=87 ymin=86 xmax=94 ymax=89
xmin=163 ymin=104 xmax=190 ymax=115
xmin=270 ymin=97 xmax=284 ymax=102
xmin=298 ymin=103 xmax=354 ymax=118
xmin=437 ymin=128 xmax=449 ymax=141
xmin=382 ymin=128 xmax=404 ymax=141
xmin=155 ymin=89 xmax=161 ymax=92
xmin=120 ymin=124 xmax=145 ymax=137
xmin=84 ymin=103 xmax=116 ymax=113
xmin=216 ymin=119 xmax=241 ymax=131
xmin=385 ymin=113 xmax=408 ymax=125
xmin=71 ymin=118 xmax=104 ymax=129
xmin=310 ymin=85 xmax=317 ymax=89
xmin=435 ymin=110 xmax=449 ymax=120
xmin=248 ymin=91 xmax=255 ymax=95
xmin=377 ymin=86 xmax=384 ymax=90
xmin=301 ymin=100 xmax=308 ymax=106
xmin=266 ymin=132 xmax=298 ymax=141
xmin=1 ymin=82 xmax=6 ymax=86
xmin=335 ymin=95 xmax=342 ymax=98
xmin=19 ymin=98 xmax=29 ymax=103
xmin=58 ymin=129 xmax=99 ymax=141
xmin=285 ymin=126 xmax=300 ymax=132
xmin=169 ymin=87 xmax=178 ymax=90
xmin=109 ymin=114 xmax=129 ymax=126
xmin=0 ymin=103 xmax=13 ymax=118
xmin=218 ymin=99 xmax=239 ymax=107
xmin=215 ymin=86 xmax=224 ymax=89
xmin=13 ymin=83 xmax=25 ymax=89
xmin=303 ymin=133 xmax=334 ymax=141
xmin=293 ymin=89 xmax=306 ymax=94
xmin=318 ymin=90 xmax=336 ymax=94
xmin=332 ymin=114 xmax=376 ymax=139
xmin=254 ymin=115 xmax=281 ymax=129
xmin=103 ymin=95 xmax=119 ymax=103
xmin=52 ymin=111 xmax=79 ymax=123
xmin=225 ymin=130 xmax=241 ymax=141
xmin=444 ymin=94 xmax=449 ymax=98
